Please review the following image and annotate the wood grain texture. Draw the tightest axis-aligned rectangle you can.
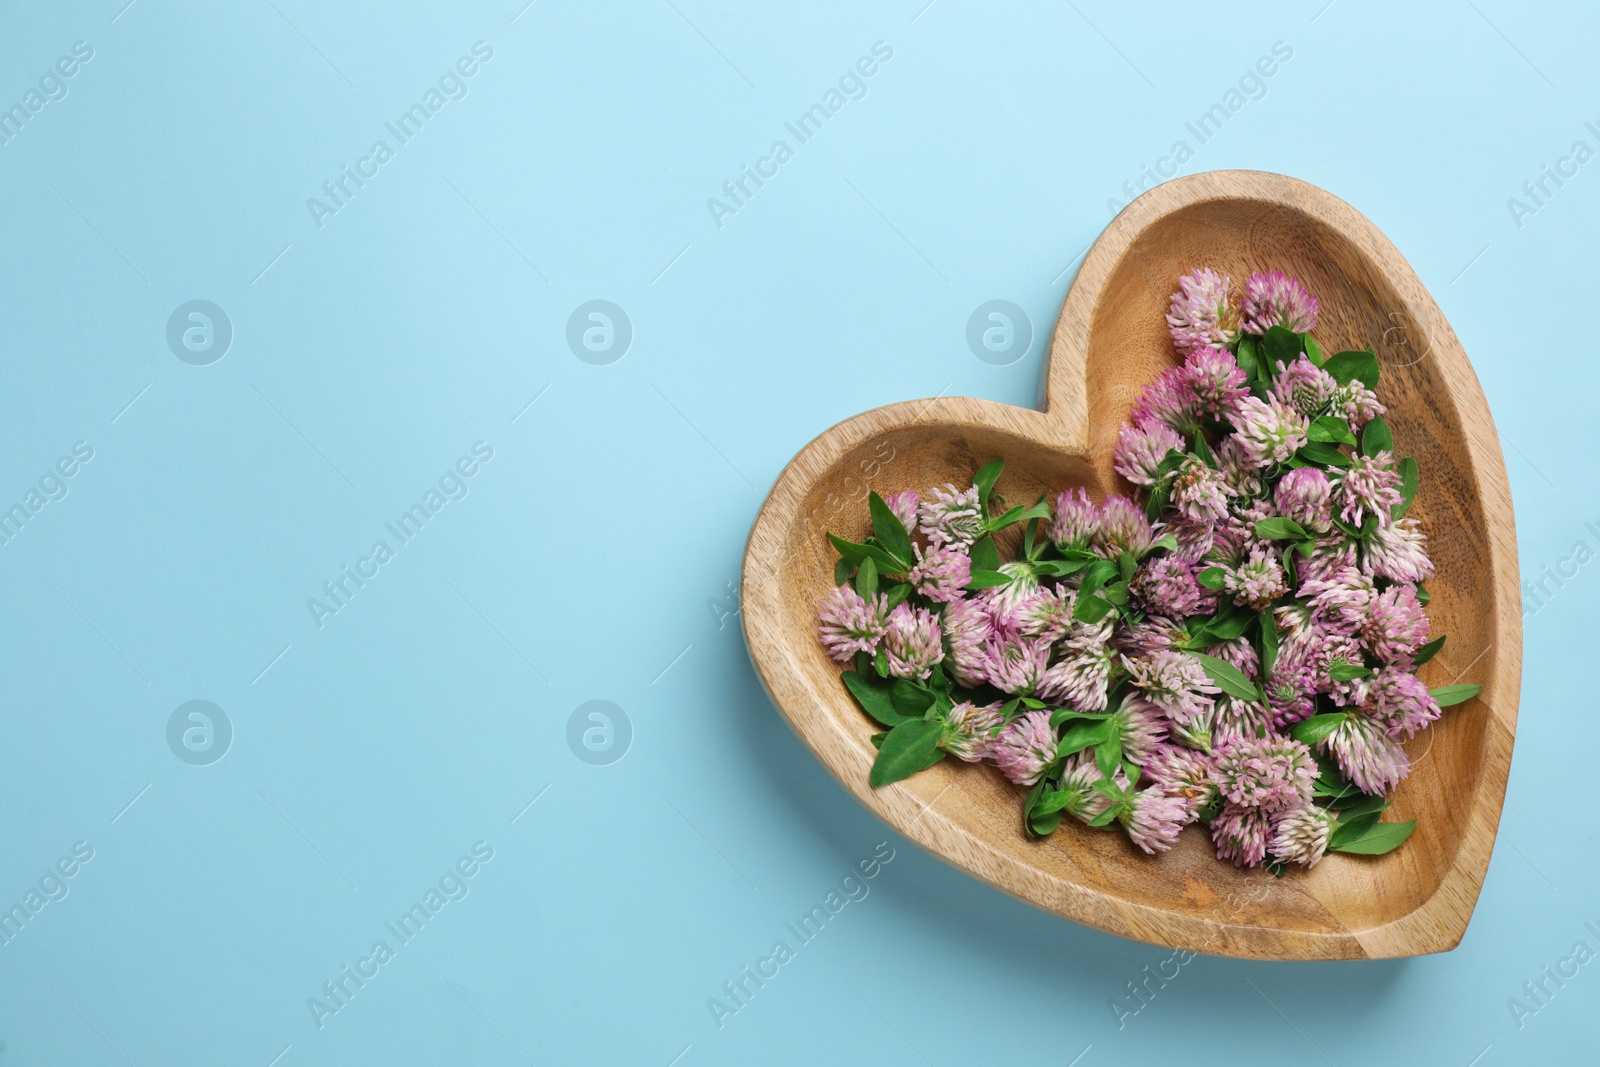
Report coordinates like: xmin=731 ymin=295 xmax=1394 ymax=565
xmin=740 ymin=170 xmax=1520 ymax=960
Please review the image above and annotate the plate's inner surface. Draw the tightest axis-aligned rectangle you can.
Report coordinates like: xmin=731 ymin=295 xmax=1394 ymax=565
xmin=765 ymin=195 xmax=1494 ymax=947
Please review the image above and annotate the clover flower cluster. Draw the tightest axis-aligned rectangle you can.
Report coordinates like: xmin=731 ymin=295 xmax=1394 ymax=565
xmin=819 ymin=268 xmax=1479 ymax=871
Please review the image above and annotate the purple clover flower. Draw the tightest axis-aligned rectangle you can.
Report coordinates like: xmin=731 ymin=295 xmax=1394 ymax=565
xmin=1114 ymin=418 xmax=1185 ymax=487
xmin=991 ymin=710 xmax=1057 ymax=787
xmin=817 ymin=585 xmax=888 ymax=663
xmin=1228 ymin=395 xmax=1310 ymax=468
xmin=1167 ymin=268 xmax=1242 ymax=356
xmin=1243 ymin=270 xmax=1320 ymax=334
xmin=909 ymin=544 xmax=971 ymax=604
xmin=1049 ymin=487 xmax=1099 ymax=551
xmin=881 ymin=603 xmax=944 ymax=680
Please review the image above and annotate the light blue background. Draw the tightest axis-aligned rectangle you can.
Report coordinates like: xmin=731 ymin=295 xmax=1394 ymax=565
xmin=0 ymin=1 xmax=1593 ymax=1063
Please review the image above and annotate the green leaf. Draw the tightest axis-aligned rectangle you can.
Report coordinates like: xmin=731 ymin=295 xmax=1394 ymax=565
xmin=1050 ymin=709 xmax=1110 ymax=728
xmin=1258 ymin=612 xmax=1280 ymax=678
xmin=1323 ymin=349 xmax=1380 ymax=389
xmin=1028 ymin=809 xmax=1066 ymax=836
xmin=1327 ymin=811 xmax=1381 ymax=851
xmin=1086 ymin=805 xmax=1120 ymax=828
xmin=1023 ymin=777 xmax=1066 ymax=837
xmin=868 ymin=492 xmax=913 ymax=568
xmin=973 ymin=460 xmax=1004 ymax=508
xmin=883 ymin=582 xmax=912 ymax=611
xmin=1155 ymin=448 xmax=1189 ymax=477
xmin=1254 ymin=517 xmax=1310 ymax=542
xmin=835 ymin=556 xmax=853 ymax=585
xmin=1033 ymin=790 xmax=1079 ymax=817
xmin=1021 ymin=776 xmax=1046 ymax=817
xmin=1430 ymin=684 xmax=1482 ymax=707
xmin=1195 ymin=604 xmax=1255 ymax=643
xmin=1058 ymin=719 xmax=1113 ymax=757
xmin=987 ymin=501 xmax=1049 ymax=535
xmin=1074 ymin=592 xmax=1116 ymax=624
xmin=855 ymin=555 xmax=878 ymax=599
xmin=1235 ymin=335 xmax=1263 ymax=381
xmin=1319 ymin=789 xmax=1364 ymax=811
xmin=1393 ymin=457 xmax=1419 ymax=520
xmin=1149 ymin=532 xmax=1180 ymax=555
xmin=1118 ymin=551 xmax=1138 ymax=584
xmin=1073 ymin=561 xmax=1119 ymax=622
xmin=1330 ymin=514 xmax=1361 ymax=538
xmin=1035 ymin=558 xmax=1091 ymax=578
xmin=829 ymin=532 xmax=863 ymax=562
xmin=1327 ymin=662 xmax=1373 ymax=682
xmin=1017 ymin=500 xmax=1053 ymax=523
xmin=1297 ymin=442 xmax=1352 ymax=469
xmin=842 ymin=671 xmax=911 ymax=727
xmin=1331 ymin=819 xmax=1416 ymax=856
xmin=1095 ymin=733 xmax=1122 ymax=777
xmin=827 ymin=534 xmax=905 ymax=576
xmin=1303 ymin=334 xmax=1324 ymax=366
xmin=1291 ymin=712 xmax=1348 ymax=747
xmin=889 ymin=678 xmax=936 ymax=718
xmin=1262 ymin=325 xmax=1304 ymax=369
xmin=1333 ymin=794 xmax=1391 ymax=821
xmin=1191 ymin=652 xmax=1262 ymax=702
xmin=987 ymin=504 xmax=1027 ymax=533
xmin=969 ymin=535 xmax=1000 ymax=573
xmin=1197 ymin=566 xmax=1228 ymax=591
xmin=965 ymin=569 xmax=1012 ymax=591
xmin=1413 ymin=634 xmax=1445 ymax=667
xmin=1312 ymin=754 xmax=1360 ymax=804
xmin=1212 ymin=612 xmax=1253 ymax=642
xmin=868 ymin=719 xmax=945 ymax=787
xmin=1145 ymin=479 xmax=1172 ymax=522
xmin=1079 ymin=559 xmax=1119 ymax=598
xmin=1308 ymin=415 xmax=1359 ymax=446
xmin=1361 ymin=415 xmax=1394 ymax=458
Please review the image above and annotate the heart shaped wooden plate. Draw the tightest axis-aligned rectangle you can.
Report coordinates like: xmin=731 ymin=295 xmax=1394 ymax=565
xmin=741 ymin=171 xmax=1519 ymax=960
